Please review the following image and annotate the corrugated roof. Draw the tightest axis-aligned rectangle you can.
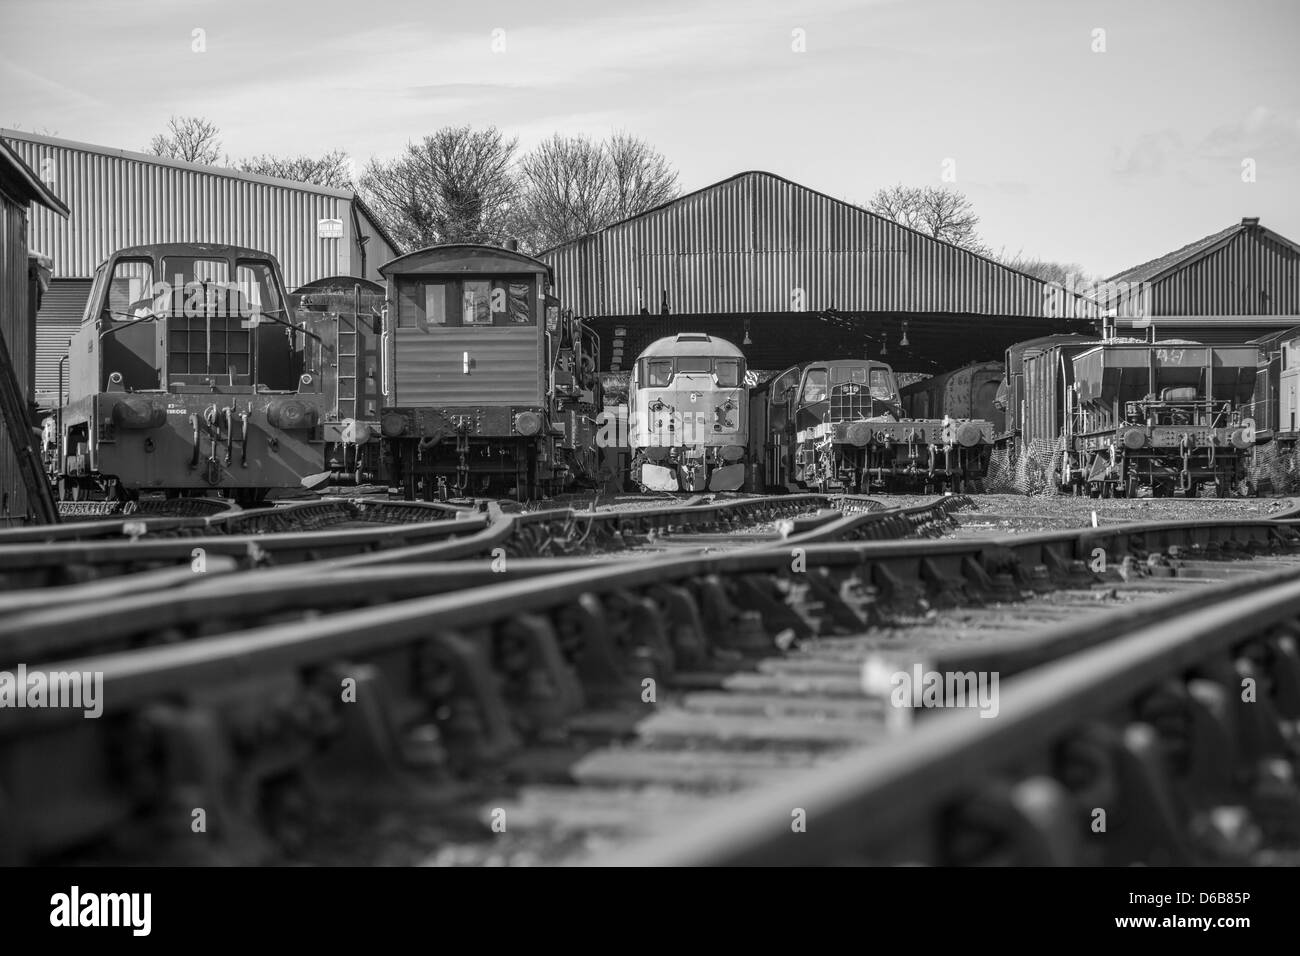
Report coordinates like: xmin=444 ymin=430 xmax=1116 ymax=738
xmin=1108 ymin=222 xmax=1244 ymax=284
xmin=1108 ymin=218 xmax=1300 ymax=285
xmin=0 ymin=128 xmax=403 ymax=280
xmin=539 ymin=170 xmax=1096 ymax=318
xmin=0 ymin=136 xmax=68 ymax=215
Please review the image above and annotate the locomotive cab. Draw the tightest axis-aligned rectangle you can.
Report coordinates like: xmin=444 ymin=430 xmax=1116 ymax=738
xmin=51 ymin=244 xmax=325 ymax=504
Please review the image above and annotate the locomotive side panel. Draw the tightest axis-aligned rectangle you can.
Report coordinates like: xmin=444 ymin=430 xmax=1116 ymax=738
xmin=394 ymin=326 xmax=542 ymax=406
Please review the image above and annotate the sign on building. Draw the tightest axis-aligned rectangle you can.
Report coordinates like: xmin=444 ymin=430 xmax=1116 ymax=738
xmin=317 ymin=218 xmax=344 ymax=239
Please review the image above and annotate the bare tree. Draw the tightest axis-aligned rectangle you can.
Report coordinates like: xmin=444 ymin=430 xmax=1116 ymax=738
xmin=236 ymin=151 xmax=354 ymax=188
xmin=514 ymin=131 xmax=679 ymax=251
xmin=146 ymin=115 xmax=222 ymax=165
xmin=996 ymin=254 xmax=1094 ymax=285
xmin=360 ymin=126 xmax=519 ymax=248
xmin=514 ymin=135 xmax=611 ymax=250
xmin=604 ymin=132 xmax=679 ymax=221
xmin=866 ymin=184 xmax=984 ymax=251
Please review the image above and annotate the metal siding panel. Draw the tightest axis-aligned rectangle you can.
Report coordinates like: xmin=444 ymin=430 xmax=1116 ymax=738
xmin=2 ymin=134 xmax=385 ymax=291
xmin=393 ymin=327 xmax=541 ymax=405
xmin=34 ymin=278 xmax=91 ymax=400
xmin=1150 ymin=230 xmax=1300 ymax=316
xmin=541 ymin=171 xmax=1051 ymax=318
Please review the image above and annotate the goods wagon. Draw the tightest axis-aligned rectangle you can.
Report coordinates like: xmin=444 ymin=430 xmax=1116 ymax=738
xmin=1060 ymin=340 xmax=1257 ymax=496
xmin=900 ymin=361 xmax=1006 ymax=435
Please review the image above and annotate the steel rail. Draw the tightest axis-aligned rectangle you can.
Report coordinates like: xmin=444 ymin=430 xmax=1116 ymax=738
xmin=2 ymin=515 xmax=1297 ymax=863
xmin=589 ymin=566 xmax=1300 ymax=866
xmin=7 ymin=517 xmax=1297 ymax=730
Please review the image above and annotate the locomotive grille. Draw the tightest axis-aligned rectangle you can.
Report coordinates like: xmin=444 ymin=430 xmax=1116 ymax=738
xmin=167 ymin=315 xmax=252 ymax=375
xmin=829 ymin=382 xmax=873 ymax=422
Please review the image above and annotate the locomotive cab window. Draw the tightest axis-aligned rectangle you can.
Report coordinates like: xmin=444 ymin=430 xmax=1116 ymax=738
xmin=675 ymin=357 xmax=713 ymax=374
xmin=802 ymin=369 xmax=829 ymax=403
xmin=646 ymin=360 xmax=673 ymax=387
xmin=714 ymin=359 xmax=741 ymax=387
xmin=869 ymin=368 xmax=893 ymax=399
xmin=104 ymin=259 xmax=156 ymax=321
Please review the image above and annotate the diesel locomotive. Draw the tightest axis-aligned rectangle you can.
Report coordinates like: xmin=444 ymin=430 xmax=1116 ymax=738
xmin=627 ymin=333 xmax=749 ymax=492
xmin=45 ymin=243 xmax=325 ymax=504
xmin=750 ymin=359 xmax=994 ymax=493
xmin=375 ymin=243 xmax=602 ymax=499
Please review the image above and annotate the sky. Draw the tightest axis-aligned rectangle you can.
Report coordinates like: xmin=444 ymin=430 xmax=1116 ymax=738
xmin=1 ymin=0 xmax=1297 ymax=277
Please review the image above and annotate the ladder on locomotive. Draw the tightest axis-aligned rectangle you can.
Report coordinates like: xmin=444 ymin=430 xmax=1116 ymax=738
xmin=336 ymin=311 xmax=358 ymax=421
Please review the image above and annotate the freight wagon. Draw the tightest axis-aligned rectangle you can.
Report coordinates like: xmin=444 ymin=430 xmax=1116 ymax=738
xmin=900 ymin=361 xmax=1006 ymax=435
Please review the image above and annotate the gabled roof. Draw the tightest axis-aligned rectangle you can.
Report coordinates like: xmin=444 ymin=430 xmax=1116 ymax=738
xmin=541 ymin=169 xmax=1057 ymax=290
xmin=0 ymin=127 xmax=400 ymax=253
xmin=539 ymin=170 xmax=1098 ymax=318
xmin=1108 ymin=218 xmax=1300 ymax=284
xmin=0 ymin=136 xmax=68 ymax=216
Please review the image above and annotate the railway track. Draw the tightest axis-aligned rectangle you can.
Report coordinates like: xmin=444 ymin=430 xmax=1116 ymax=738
xmin=3 ymin=512 xmax=1297 ymax=865
xmin=0 ymin=493 xmax=965 ymax=588
xmin=596 ymin=561 xmax=1300 ymax=865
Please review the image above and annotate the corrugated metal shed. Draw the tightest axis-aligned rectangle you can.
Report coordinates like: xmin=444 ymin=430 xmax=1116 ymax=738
xmin=540 ymin=171 xmax=1087 ymax=318
xmin=0 ymin=137 xmax=67 ymax=524
xmin=0 ymin=129 xmax=402 ymax=290
xmin=1106 ymin=217 xmax=1300 ymax=319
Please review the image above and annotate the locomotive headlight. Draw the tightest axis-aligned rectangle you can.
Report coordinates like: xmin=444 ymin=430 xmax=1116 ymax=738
xmin=381 ymin=413 xmax=408 ymax=437
xmin=267 ymin=398 xmax=319 ymax=430
xmin=956 ymin=422 xmax=984 ymax=448
xmin=844 ymin=422 xmax=873 ymax=447
xmin=1122 ymin=427 xmax=1147 ymax=450
xmin=514 ymin=411 xmax=543 ymax=436
xmin=300 ymin=373 xmax=313 ymax=386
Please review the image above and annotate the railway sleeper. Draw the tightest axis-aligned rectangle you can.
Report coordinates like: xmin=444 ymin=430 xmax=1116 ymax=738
xmin=860 ymin=647 xmax=1300 ymax=865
